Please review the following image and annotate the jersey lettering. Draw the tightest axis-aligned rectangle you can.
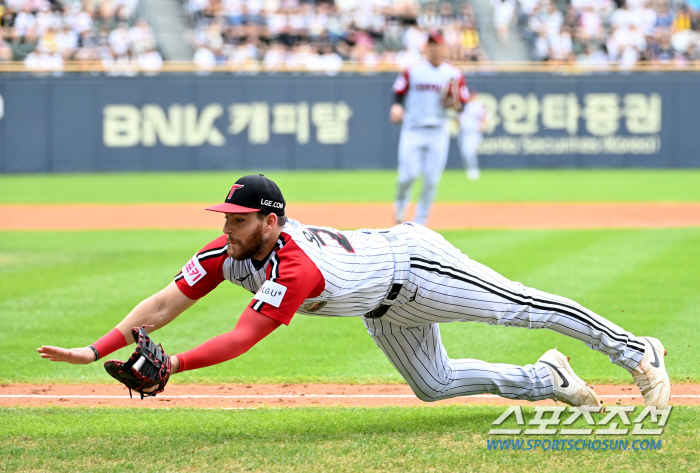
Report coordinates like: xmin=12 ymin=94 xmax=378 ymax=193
xmin=415 ymin=83 xmax=443 ymax=92
xmin=182 ymin=255 xmax=207 ymax=286
xmin=306 ymin=227 xmax=355 ymax=253
xmin=254 ymin=280 xmax=287 ymax=307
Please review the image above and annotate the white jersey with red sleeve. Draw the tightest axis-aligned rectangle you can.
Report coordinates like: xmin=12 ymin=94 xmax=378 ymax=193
xmin=393 ymin=60 xmax=469 ymax=128
xmin=459 ymin=99 xmax=488 ymax=132
xmin=174 ymin=219 xmax=403 ymax=326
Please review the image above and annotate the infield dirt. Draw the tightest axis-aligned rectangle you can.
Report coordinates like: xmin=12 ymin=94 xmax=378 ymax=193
xmin=2 ymin=202 xmax=700 ymax=230
xmin=1 ymin=383 xmax=699 ymax=408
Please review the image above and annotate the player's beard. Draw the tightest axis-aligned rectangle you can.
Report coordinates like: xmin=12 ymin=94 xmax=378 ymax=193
xmin=227 ymin=221 xmax=266 ymax=261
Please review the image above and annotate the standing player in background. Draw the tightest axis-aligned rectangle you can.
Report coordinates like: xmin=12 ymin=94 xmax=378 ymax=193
xmin=458 ymin=90 xmax=490 ymax=181
xmin=390 ymin=32 xmax=470 ymax=226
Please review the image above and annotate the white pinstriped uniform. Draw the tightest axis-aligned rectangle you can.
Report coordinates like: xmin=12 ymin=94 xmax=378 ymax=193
xmin=181 ymin=219 xmax=646 ymax=402
xmin=392 ymin=61 xmax=469 ymax=225
xmin=358 ymin=223 xmax=646 ymax=401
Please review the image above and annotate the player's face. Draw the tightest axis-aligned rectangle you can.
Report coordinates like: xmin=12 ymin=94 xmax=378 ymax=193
xmin=425 ymin=42 xmax=445 ymax=64
xmin=223 ymin=213 xmax=267 ymax=260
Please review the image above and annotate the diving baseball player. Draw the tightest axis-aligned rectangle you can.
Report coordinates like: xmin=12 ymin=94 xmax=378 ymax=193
xmin=390 ymin=32 xmax=469 ymax=226
xmin=38 ymin=174 xmax=671 ymax=409
xmin=458 ymin=91 xmax=489 ymax=181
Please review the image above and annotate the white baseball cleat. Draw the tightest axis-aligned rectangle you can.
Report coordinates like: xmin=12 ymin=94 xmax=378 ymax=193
xmin=631 ymin=337 xmax=671 ymax=409
xmin=538 ymin=348 xmax=603 ymax=410
xmin=467 ymin=169 xmax=480 ymax=181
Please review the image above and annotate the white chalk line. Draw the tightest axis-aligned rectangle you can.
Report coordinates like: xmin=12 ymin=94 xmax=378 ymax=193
xmin=1 ymin=394 xmax=699 ymax=399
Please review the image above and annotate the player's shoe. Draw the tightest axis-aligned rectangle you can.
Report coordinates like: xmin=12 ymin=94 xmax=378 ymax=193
xmin=467 ymin=169 xmax=480 ymax=180
xmin=394 ymin=207 xmax=406 ymax=224
xmin=538 ymin=348 xmax=603 ymax=410
xmin=630 ymin=337 xmax=671 ymax=409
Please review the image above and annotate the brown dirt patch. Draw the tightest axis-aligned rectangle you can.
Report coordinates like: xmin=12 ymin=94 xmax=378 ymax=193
xmin=1 ymin=202 xmax=700 ymax=231
xmin=1 ymin=383 xmax=698 ymax=409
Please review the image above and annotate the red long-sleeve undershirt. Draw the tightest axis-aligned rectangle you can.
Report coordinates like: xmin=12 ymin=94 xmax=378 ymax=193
xmin=92 ymin=328 xmax=128 ymax=358
xmin=175 ymin=307 xmax=282 ymax=372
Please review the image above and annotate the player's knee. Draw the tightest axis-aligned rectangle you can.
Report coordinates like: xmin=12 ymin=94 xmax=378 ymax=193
xmin=408 ymin=381 xmax=450 ymax=402
xmin=412 ymin=387 xmax=440 ymax=402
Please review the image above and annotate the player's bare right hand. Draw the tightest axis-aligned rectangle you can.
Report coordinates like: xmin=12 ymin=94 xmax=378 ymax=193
xmin=37 ymin=346 xmax=95 ymax=364
xmin=390 ymin=104 xmax=404 ymax=123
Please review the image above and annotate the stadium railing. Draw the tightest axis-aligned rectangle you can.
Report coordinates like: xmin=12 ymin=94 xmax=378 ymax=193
xmin=2 ymin=61 xmax=700 ymax=74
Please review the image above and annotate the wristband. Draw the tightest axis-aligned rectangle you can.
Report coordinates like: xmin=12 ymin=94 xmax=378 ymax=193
xmin=91 ymin=328 xmax=128 ymax=359
xmin=88 ymin=345 xmax=100 ymax=361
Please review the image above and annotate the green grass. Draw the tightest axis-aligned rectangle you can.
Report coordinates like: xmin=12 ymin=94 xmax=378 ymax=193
xmin=1 ymin=170 xmax=698 ymax=472
xmin=1 ymin=170 xmax=699 ymax=204
xmin=2 ymin=227 xmax=698 ymax=384
xmin=1 ymin=406 xmax=698 ymax=472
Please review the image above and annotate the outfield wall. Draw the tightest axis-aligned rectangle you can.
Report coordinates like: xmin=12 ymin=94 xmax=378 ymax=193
xmin=0 ymin=72 xmax=698 ymax=172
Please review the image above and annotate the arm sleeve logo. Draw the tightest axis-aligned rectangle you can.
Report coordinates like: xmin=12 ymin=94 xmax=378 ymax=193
xmin=254 ymin=280 xmax=287 ymax=308
xmin=182 ymin=254 xmax=208 ymax=286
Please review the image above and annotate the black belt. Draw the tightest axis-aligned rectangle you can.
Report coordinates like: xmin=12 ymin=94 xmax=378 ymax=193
xmin=364 ymin=283 xmax=403 ymax=319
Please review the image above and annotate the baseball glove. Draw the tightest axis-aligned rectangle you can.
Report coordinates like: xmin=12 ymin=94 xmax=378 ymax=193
xmin=103 ymin=326 xmax=171 ymax=399
xmin=440 ymin=79 xmax=462 ymax=111
xmin=441 ymin=78 xmax=461 ymax=109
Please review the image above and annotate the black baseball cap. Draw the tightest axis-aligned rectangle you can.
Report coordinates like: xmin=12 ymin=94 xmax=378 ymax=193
xmin=206 ymin=174 xmax=286 ymax=216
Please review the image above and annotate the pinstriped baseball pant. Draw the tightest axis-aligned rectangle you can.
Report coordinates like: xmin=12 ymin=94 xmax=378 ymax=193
xmin=362 ymin=224 xmax=646 ymax=402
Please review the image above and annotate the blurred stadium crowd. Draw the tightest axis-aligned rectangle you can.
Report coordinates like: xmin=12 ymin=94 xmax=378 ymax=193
xmin=519 ymin=0 xmax=700 ymax=65
xmin=1 ymin=0 xmax=700 ymax=71
xmin=0 ymin=0 xmax=160 ymax=70
xmin=186 ymin=0 xmax=486 ymax=71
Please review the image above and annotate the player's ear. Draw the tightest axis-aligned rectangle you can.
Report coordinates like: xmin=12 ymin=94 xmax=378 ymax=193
xmin=265 ymin=212 xmax=278 ymax=230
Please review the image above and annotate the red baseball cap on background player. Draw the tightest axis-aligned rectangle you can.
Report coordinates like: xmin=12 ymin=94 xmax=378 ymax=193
xmin=427 ymin=31 xmax=444 ymax=45
xmin=206 ymin=174 xmax=286 ymax=216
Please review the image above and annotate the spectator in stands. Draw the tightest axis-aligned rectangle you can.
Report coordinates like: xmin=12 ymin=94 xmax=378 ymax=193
xmin=0 ymin=38 xmax=12 ymax=61
xmin=108 ymin=21 xmax=130 ymax=59
xmin=55 ymin=23 xmax=78 ymax=59
xmin=128 ymin=18 xmax=155 ymax=56
xmin=24 ymin=43 xmax=63 ymax=72
xmin=493 ymin=0 xmax=516 ymax=43
xmin=674 ymin=4 xmax=692 ymax=32
xmin=13 ymin=3 xmax=35 ymax=39
xmin=578 ymin=5 xmax=603 ymax=43
xmin=137 ymin=45 xmax=162 ymax=73
xmin=460 ymin=18 xmax=482 ymax=61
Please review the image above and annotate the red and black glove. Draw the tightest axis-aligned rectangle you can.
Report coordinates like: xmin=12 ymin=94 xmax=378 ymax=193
xmin=103 ymin=326 xmax=171 ymax=399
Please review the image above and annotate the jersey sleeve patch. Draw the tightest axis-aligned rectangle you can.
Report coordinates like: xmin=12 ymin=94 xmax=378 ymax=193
xmin=458 ymin=74 xmax=470 ymax=103
xmin=248 ymin=235 xmax=325 ymax=325
xmin=254 ymin=280 xmax=287 ymax=308
xmin=393 ymin=69 xmax=409 ymax=94
xmin=182 ymin=254 xmax=207 ymax=286
xmin=175 ymin=235 xmax=227 ymax=300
